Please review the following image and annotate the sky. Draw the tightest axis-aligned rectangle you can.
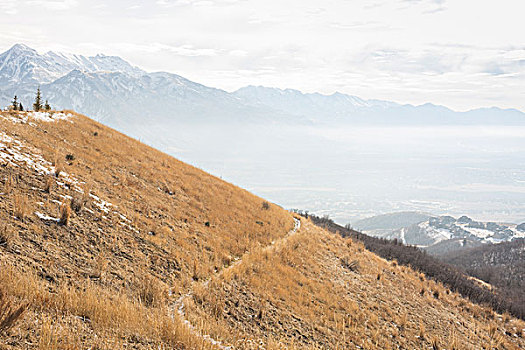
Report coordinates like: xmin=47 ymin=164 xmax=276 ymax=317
xmin=0 ymin=0 xmax=524 ymax=111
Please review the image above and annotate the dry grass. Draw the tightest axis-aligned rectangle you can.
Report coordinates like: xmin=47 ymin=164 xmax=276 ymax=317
xmin=13 ymin=193 xmax=29 ymax=221
xmin=0 ymin=224 xmax=14 ymax=246
xmin=43 ymin=176 xmax=54 ymax=193
xmin=185 ymin=220 xmax=525 ymax=349
xmin=58 ymin=200 xmax=71 ymax=225
xmin=0 ymin=110 xmax=293 ymax=348
xmin=0 ymin=289 xmax=26 ymax=336
xmin=1 ymin=110 xmax=523 ymax=349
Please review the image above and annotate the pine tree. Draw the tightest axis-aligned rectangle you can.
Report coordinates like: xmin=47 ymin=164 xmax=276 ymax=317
xmin=19 ymin=103 xmax=24 ymax=111
xmin=11 ymin=95 xmax=18 ymax=111
xmin=33 ymin=87 xmax=42 ymax=111
xmin=44 ymin=100 xmax=51 ymax=111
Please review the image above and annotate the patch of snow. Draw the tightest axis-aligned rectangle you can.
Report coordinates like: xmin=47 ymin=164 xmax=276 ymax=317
xmin=27 ymin=111 xmax=74 ymax=123
xmin=34 ymin=211 xmax=59 ymax=222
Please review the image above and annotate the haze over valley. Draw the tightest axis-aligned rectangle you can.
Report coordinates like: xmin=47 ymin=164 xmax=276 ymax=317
xmin=2 ymin=43 xmax=524 ymax=225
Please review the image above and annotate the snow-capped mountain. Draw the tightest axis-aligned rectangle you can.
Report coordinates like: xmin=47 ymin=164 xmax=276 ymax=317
xmin=2 ymin=43 xmax=524 ymax=128
xmin=0 ymin=44 xmax=145 ymax=111
xmin=0 ymin=43 xmax=143 ymax=87
xmin=0 ymin=44 xmax=290 ymax=128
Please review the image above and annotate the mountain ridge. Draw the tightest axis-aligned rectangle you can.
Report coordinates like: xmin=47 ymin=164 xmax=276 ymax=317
xmin=2 ymin=43 xmax=524 ymax=126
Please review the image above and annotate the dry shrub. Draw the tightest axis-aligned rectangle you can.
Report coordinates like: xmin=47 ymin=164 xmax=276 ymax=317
xmin=136 ymin=275 xmax=167 ymax=308
xmin=262 ymin=201 xmax=270 ymax=210
xmin=43 ymin=176 xmax=54 ymax=193
xmin=13 ymin=193 xmax=29 ymax=221
xmin=397 ymin=312 xmax=408 ymax=331
xmin=487 ymin=323 xmax=504 ymax=348
xmin=0 ymin=289 xmax=26 ymax=336
xmin=53 ymin=152 xmax=63 ymax=177
xmin=419 ymin=321 xmax=426 ymax=340
xmin=341 ymin=256 xmax=360 ymax=272
xmin=431 ymin=336 xmax=439 ymax=350
xmin=3 ymin=174 xmax=15 ymax=194
xmin=94 ymin=253 xmax=109 ymax=279
xmin=0 ymin=224 xmax=14 ymax=246
xmin=70 ymin=189 xmax=90 ymax=213
xmin=38 ymin=316 xmax=82 ymax=350
xmin=59 ymin=200 xmax=71 ymax=226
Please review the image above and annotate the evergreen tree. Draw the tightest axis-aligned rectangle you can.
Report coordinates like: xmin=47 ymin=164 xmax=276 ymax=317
xmin=33 ymin=87 xmax=42 ymax=111
xmin=19 ymin=103 xmax=24 ymax=111
xmin=11 ymin=95 xmax=18 ymax=111
xmin=44 ymin=100 xmax=51 ymax=111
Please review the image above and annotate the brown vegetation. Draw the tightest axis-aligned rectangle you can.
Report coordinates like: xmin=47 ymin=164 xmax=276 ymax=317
xmin=0 ymin=110 xmax=292 ymax=348
xmin=0 ymin=110 xmax=524 ymax=349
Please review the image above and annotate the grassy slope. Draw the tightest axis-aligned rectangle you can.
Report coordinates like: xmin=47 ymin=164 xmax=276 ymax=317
xmin=187 ymin=220 xmax=525 ymax=349
xmin=0 ymin=110 xmax=292 ymax=349
xmin=0 ymin=110 xmax=524 ymax=349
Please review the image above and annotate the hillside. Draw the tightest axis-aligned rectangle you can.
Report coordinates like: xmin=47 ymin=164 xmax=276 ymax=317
xmin=0 ymin=110 xmax=524 ymax=349
xmin=443 ymin=239 xmax=525 ymax=319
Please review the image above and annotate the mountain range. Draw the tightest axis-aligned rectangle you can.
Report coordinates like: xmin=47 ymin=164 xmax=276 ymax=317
xmin=2 ymin=43 xmax=524 ymax=129
xmin=2 ymin=43 xmax=525 ymax=227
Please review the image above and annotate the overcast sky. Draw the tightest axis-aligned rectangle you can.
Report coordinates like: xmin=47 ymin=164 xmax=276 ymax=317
xmin=0 ymin=0 xmax=524 ymax=111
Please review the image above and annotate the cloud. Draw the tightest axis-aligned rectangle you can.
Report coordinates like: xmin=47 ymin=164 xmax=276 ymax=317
xmin=156 ymin=0 xmax=245 ymax=7
xmin=0 ymin=0 xmax=18 ymax=15
xmin=401 ymin=0 xmax=445 ymax=5
xmin=329 ymin=21 xmax=396 ymax=31
xmin=25 ymin=0 xmax=78 ymax=11
xmin=118 ymin=42 xmax=219 ymax=57
xmin=398 ymin=0 xmax=447 ymax=13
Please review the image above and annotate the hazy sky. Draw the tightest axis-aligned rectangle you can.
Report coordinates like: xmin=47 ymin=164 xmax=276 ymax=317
xmin=0 ymin=0 xmax=524 ymax=111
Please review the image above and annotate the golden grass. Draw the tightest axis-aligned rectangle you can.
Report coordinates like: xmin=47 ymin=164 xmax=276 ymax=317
xmin=13 ymin=193 xmax=29 ymax=221
xmin=58 ymin=200 xmax=71 ymax=226
xmin=1 ymin=110 xmax=523 ymax=349
xmin=185 ymin=220 xmax=525 ymax=349
xmin=0 ymin=110 xmax=293 ymax=348
xmin=0 ymin=289 xmax=26 ymax=336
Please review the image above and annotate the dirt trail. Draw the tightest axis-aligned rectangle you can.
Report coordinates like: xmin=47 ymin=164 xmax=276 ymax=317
xmin=170 ymin=217 xmax=301 ymax=349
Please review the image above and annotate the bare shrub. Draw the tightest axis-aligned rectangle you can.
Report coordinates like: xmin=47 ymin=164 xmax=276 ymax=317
xmin=43 ymin=176 xmax=54 ymax=194
xmin=0 ymin=290 xmax=26 ymax=336
xmin=2 ymin=174 xmax=15 ymax=194
xmin=262 ymin=201 xmax=270 ymax=210
xmin=13 ymin=193 xmax=29 ymax=221
xmin=341 ymin=257 xmax=360 ymax=272
xmin=0 ymin=224 xmax=14 ymax=247
xmin=59 ymin=201 xmax=71 ymax=226
xmin=70 ymin=193 xmax=84 ymax=213
xmin=433 ymin=289 xmax=440 ymax=299
xmin=53 ymin=152 xmax=63 ymax=177
xmin=136 ymin=276 xmax=166 ymax=308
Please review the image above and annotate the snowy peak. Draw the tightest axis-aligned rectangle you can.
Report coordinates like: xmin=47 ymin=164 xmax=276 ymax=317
xmin=5 ymin=43 xmax=37 ymax=55
xmin=1 ymin=43 xmax=524 ymax=128
xmin=0 ymin=43 xmax=144 ymax=89
xmin=0 ymin=43 xmax=64 ymax=85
